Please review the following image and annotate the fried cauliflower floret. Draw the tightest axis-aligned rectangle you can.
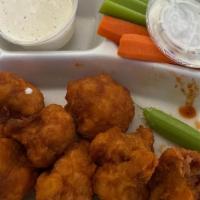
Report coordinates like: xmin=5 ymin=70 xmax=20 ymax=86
xmin=12 ymin=104 xmax=76 ymax=168
xmin=0 ymin=138 xmax=37 ymax=200
xmin=0 ymin=72 xmax=44 ymax=116
xmin=149 ymin=148 xmax=200 ymax=200
xmin=66 ymin=74 xmax=134 ymax=139
xmin=90 ymin=126 xmax=154 ymax=165
xmin=36 ymin=141 xmax=96 ymax=200
xmin=90 ymin=126 xmax=157 ymax=200
xmin=0 ymin=72 xmax=44 ymax=135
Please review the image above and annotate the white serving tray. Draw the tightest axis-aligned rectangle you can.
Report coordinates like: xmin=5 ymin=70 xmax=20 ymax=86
xmin=0 ymin=0 xmax=200 ymax=199
xmin=1 ymin=53 xmax=200 ymax=200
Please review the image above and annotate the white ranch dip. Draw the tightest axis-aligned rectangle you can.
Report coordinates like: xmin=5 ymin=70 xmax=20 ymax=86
xmin=0 ymin=0 xmax=77 ymax=50
xmin=147 ymin=0 xmax=200 ymax=68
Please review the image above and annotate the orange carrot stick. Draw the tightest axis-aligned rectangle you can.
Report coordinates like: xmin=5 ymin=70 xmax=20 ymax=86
xmin=118 ymin=34 xmax=174 ymax=64
xmin=98 ymin=16 xmax=148 ymax=44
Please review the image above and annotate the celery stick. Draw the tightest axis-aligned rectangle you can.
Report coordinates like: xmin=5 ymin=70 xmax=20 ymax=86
xmin=139 ymin=0 xmax=148 ymax=3
xmin=143 ymin=108 xmax=200 ymax=151
xmin=100 ymin=0 xmax=146 ymax=26
xmin=110 ymin=0 xmax=147 ymax=15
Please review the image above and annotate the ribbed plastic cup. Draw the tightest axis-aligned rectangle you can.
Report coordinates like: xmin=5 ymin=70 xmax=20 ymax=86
xmin=147 ymin=0 xmax=200 ymax=68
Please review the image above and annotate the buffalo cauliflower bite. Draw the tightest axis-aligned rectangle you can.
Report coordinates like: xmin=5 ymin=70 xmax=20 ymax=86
xmin=12 ymin=104 xmax=76 ymax=168
xmin=66 ymin=74 xmax=134 ymax=139
xmin=149 ymin=148 xmax=200 ymax=200
xmin=90 ymin=126 xmax=157 ymax=200
xmin=0 ymin=138 xmax=37 ymax=200
xmin=0 ymin=72 xmax=44 ymax=135
xmin=36 ymin=141 xmax=96 ymax=200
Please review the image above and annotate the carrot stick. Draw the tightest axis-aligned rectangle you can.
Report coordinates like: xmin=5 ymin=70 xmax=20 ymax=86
xmin=98 ymin=16 xmax=149 ymax=44
xmin=118 ymin=34 xmax=174 ymax=64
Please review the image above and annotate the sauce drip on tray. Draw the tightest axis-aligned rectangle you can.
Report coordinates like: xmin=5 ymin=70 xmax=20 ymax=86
xmin=176 ymin=77 xmax=199 ymax=119
xmin=179 ymin=105 xmax=197 ymax=119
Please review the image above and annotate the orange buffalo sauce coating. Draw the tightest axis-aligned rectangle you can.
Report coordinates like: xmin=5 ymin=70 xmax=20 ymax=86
xmin=179 ymin=105 xmax=197 ymax=119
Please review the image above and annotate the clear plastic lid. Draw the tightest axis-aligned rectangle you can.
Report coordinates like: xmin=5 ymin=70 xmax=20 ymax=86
xmin=147 ymin=0 xmax=200 ymax=68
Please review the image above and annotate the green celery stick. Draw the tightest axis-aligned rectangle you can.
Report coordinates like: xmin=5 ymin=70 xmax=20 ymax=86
xmin=110 ymin=0 xmax=147 ymax=15
xmin=139 ymin=0 xmax=148 ymax=3
xmin=143 ymin=107 xmax=200 ymax=151
xmin=100 ymin=0 xmax=146 ymax=26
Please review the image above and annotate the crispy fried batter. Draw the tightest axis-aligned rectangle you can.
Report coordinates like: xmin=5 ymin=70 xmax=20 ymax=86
xmin=0 ymin=138 xmax=37 ymax=200
xmin=12 ymin=104 xmax=76 ymax=168
xmin=36 ymin=141 xmax=96 ymax=200
xmin=90 ymin=126 xmax=154 ymax=165
xmin=149 ymin=148 xmax=200 ymax=200
xmin=90 ymin=126 xmax=157 ymax=200
xmin=0 ymin=72 xmax=44 ymax=135
xmin=66 ymin=74 xmax=134 ymax=139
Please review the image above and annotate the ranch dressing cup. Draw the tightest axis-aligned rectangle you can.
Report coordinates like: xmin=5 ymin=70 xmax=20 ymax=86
xmin=0 ymin=0 xmax=78 ymax=50
xmin=147 ymin=0 xmax=200 ymax=68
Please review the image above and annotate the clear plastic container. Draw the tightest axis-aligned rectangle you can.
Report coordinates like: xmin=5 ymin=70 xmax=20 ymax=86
xmin=147 ymin=0 xmax=200 ymax=68
xmin=0 ymin=0 xmax=78 ymax=51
